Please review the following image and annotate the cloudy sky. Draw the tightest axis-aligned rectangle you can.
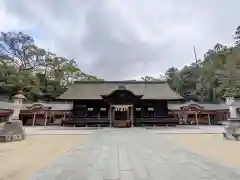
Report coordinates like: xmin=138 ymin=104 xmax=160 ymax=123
xmin=0 ymin=0 xmax=239 ymax=80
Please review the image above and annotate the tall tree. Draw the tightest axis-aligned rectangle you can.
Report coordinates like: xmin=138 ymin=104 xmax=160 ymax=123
xmin=179 ymin=63 xmax=201 ymax=101
xmin=218 ymin=48 xmax=240 ymax=97
xmin=0 ymin=31 xmax=103 ymax=101
xmin=165 ymin=67 xmax=181 ymax=93
xmin=0 ymin=32 xmax=44 ymax=71
xmin=234 ymin=26 xmax=240 ymax=47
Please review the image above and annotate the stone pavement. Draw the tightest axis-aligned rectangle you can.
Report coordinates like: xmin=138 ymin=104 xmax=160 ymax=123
xmin=30 ymin=128 xmax=240 ymax=180
xmin=25 ymin=125 xmax=224 ymax=135
xmin=147 ymin=125 xmax=224 ymax=134
xmin=25 ymin=126 xmax=98 ymax=135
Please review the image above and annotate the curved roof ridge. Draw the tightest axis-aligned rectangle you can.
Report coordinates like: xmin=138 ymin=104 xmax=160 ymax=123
xmin=59 ymin=81 xmax=183 ymax=100
xmin=74 ymin=80 xmax=166 ymax=84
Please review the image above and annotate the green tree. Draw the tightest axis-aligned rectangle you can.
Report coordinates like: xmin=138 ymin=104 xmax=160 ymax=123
xmin=218 ymin=48 xmax=240 ymax=97
xmin=0 ymin=32 xmax=44 ymax=71
xmin=234 ymin=26 xmax=240 ymax=47
xmin=179 ymin=63 xmax=201 ymax=101
xmin=165 ymin=67 xmax=182 ymax=93
xmin=0 ymin=31 xmax=103 ymax=101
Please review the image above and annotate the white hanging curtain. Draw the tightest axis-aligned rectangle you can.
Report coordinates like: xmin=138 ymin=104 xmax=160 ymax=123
xmin=148 ymin=107 xmax=154 ymax=111
xmin=113 ymin=104 xmax=132 ymax=111
xmin=115 ymin=107 xmax=128 ymax=111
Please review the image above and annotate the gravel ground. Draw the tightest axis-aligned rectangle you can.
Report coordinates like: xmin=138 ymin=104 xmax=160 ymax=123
xmin=31 ymin=128 xmax=240 ymax=180
xmin=167 ymin=133 xmax=240 ymax=170
xmin=0 ymin=135 xmax=86 ymax=180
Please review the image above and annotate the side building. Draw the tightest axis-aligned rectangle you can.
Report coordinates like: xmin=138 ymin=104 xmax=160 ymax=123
xmin=59 ymin=81 xmax=183 ymax=127
xmin=168 ymin=101 xmax=229 ymax=125
xmin=1 ymin=81 xmax=237 ymax=127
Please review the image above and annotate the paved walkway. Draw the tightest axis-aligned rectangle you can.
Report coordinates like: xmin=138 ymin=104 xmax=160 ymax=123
xmin=31 ymin=128 xmax=240 ymax=180
xmin=24 ymin=125 xmax=225 ymax=135
xmin=146 ymin=125 xmax=224 ymax=134
xmin=25 ymin=126 xmax=97 ymax=135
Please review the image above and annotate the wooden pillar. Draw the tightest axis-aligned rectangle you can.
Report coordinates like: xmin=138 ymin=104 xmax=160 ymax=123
xmin=225 ymin=112 xmax=229 ymax=120
xmin=61 ymin=112 xmax=66 ymax=126
xmin=109 ymin=105 xmax=112 ymax=127
xmin=97 ymin=110 xmax=100 ymax=120
xmin=131 ymin=105 xmax=134 ymax=127
xmin=63 ymin=112 xmax=66 ymax=120
xmin=32 ymin=112 xmax=36 ymax=127
xmin=177 ymin=113 xmax=181 ymax=124
xmin=44 ymin=111 xmax=48 ymax=127
xmin=113 ymin=107 xmax=115 ymax=123
xmin=195 ymin=111 xmax=199 ymax=127
xmin=207 ymin=113 xmax=211 ymax=126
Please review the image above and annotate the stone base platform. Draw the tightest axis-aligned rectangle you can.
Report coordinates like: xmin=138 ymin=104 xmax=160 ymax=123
xmin=222 ymin=119 xmax=240 ymax=141
xmin=0 ymin=133 xmax=25 ymax=142
xmin=0 ymin=120 xmax=25 ymax=142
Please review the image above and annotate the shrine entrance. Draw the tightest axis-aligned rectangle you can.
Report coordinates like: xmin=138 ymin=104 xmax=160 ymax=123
xmin=101 ymin=86 xmax=142 ymax=127
xmin=111 ymin=104 xmax=133 ymax=127
xmin=115 ymin=111 xmax=127 ymax=121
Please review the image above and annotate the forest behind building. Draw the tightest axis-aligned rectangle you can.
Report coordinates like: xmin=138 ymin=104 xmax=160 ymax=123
xmin=1 ymin=26 xmax=240 ymax=102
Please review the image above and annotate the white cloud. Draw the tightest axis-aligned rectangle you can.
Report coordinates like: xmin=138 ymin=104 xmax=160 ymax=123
xmin=0 ymin=2 xmax=20 ymax=31
xmin=1 ymin=0 xmax=240 ymax=80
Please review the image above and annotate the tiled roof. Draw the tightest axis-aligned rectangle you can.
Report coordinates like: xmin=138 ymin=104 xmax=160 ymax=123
xmin=168 ymin=101 xmax=229 ymax=111
xmin=47 ymin=103 xmax=73 ymax=110
xmin=0 ymin=99 xmax=239 ymax=112
xmin=0 ymin=101 xmax=72 ymax=111
xmin=59 ymin=81 xmax=183 ymax=100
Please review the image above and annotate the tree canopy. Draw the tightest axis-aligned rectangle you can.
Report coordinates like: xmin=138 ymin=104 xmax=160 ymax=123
xmin=0 ymin=31 xmax=102 ymax=101
xmin=1 ymin=26 xmax=240 ymax=102
xmin=161 ymin=26 xmax=240 ymax=102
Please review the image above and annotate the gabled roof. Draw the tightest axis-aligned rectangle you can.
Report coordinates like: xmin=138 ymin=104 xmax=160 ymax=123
xmin=168 ymin=101 xmax=229 ymax=111
xmin=59 ymin=81 xmax=183 ymax=100
xmin=21 ymin=102 xmax=72 ymax=111
xmin=0 ymin=101 xmax=72 ymax=112
xmin=180 ymin=100 xmax=204 ymax=109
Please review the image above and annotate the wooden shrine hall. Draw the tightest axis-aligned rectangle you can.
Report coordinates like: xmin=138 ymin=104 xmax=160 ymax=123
xmin=59 ymin=81 xmax=183 ymax=127
xmin=0 ymin=81 xmax=233 ymax=127
xmin=168 ymin=101 xmax=229 ymax=125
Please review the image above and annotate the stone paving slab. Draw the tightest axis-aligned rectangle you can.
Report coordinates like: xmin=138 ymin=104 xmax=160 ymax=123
xmin=25 ymin=126 xmax=97 ymax=135
xmin=25 ymin=126 xmax=224 ymax=135
xmin=147 ymin=126 xmax=224 ymax=134
xmin=30 ymin=128 xmax=240 ymax=180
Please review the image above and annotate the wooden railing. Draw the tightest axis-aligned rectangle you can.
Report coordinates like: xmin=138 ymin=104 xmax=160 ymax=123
xmin=62 ymin=117 xmax=110 ymax=127
xmin=133 ymin=116 xmax=179 ymax=126
xmin=62 ymin=115 xmax=179 ymax=127
xmin=113 ymin=120 xmax=131 ymax=127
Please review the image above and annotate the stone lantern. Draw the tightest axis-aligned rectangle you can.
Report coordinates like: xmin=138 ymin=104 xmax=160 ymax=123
xmin=223 ymin=96 xmax=240 ymax=140
xmin=225 ymin=97 xmax=238 ymax=119
xmin=0 ymin=91 xmax=26 ymax=142
xmin=10 ymin=91 xmax=26 ymax=121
